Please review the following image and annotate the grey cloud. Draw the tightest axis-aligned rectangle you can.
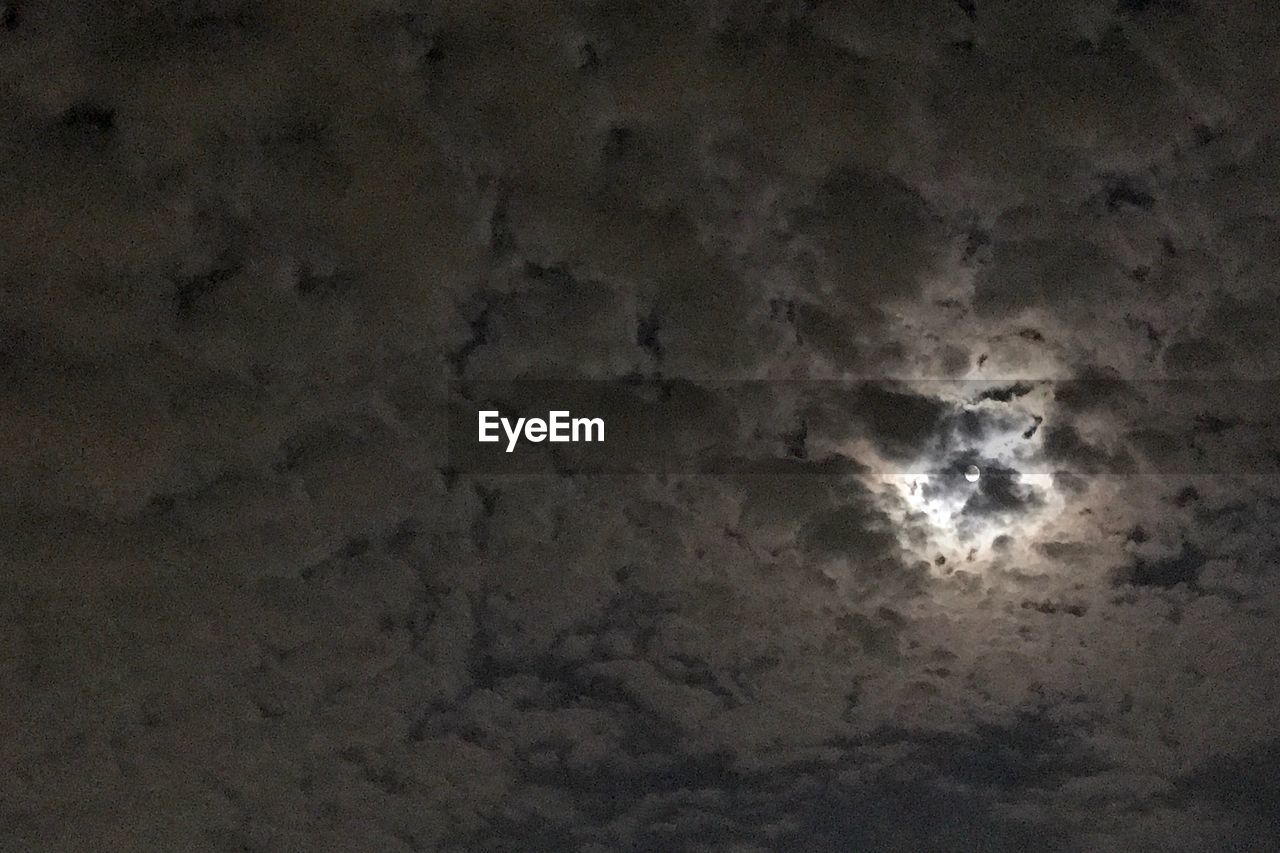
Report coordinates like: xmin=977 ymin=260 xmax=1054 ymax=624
xmin=4 ymin=1 xmax=1279 ymax=851
xmin=1178 ymin=737 xmax=1280 ymax=833
xmin=1116 ymin=540 xmax=1207 ymax=590
xmin=974 ymin=236 xmax=1125 ymax=316
xmin=959 ymin=463 xmax=1046 ymax=520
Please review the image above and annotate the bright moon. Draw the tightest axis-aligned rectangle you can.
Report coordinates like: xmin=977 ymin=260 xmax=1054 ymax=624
xmin=964 ymin=464 xmax=980 ymax=483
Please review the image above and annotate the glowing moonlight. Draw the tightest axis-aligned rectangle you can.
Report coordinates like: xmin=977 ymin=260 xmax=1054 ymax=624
xmin=964 ymin=464 xmax=981 ymax=483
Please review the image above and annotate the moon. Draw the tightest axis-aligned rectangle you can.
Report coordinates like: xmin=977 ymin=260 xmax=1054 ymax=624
xmin=964 ymin=464 xmax=981 ymax=483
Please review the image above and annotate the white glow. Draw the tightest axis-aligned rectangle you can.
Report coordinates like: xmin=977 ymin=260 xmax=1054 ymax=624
xmin=884 ymin=468 xmax=1067 ymax=570
xmin=848 ymin=380 xmax=1072 ymax=569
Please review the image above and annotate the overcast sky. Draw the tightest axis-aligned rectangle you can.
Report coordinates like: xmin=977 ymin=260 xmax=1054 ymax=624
xmin=2 ymin=1 xmax=1279 ymax=851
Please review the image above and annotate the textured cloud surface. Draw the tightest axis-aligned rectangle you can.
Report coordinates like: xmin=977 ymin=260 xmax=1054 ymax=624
xmin=2 ymin=2 xmax=1279 ymax=851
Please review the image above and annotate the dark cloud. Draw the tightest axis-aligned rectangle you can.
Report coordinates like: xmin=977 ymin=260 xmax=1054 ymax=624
xmin=2 ymin=1 xmax=1277 ymax=851
xmin=1179 ymin=737 xmax=1280 ymax=837
xmin=1116 ymin=541 xmax=1208 ymax=590
xmin=1043 ymin=423 xmax=1135 ymax=475
xmin=974 ymin=381 xmax=1039 ymax=404
xmin=959 ymin=464 xmax=1045 ymax=519
xmin=848 ymin=384 xmax=951 ymax=460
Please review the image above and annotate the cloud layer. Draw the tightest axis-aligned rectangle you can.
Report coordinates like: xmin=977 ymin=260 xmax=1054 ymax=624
xmin=2 ymin=1 xmax=1279 ymax=850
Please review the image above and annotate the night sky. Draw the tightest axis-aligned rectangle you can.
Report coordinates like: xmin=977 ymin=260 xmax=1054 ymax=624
xmin=3 ymin=2 xmax=1280 ymax=851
